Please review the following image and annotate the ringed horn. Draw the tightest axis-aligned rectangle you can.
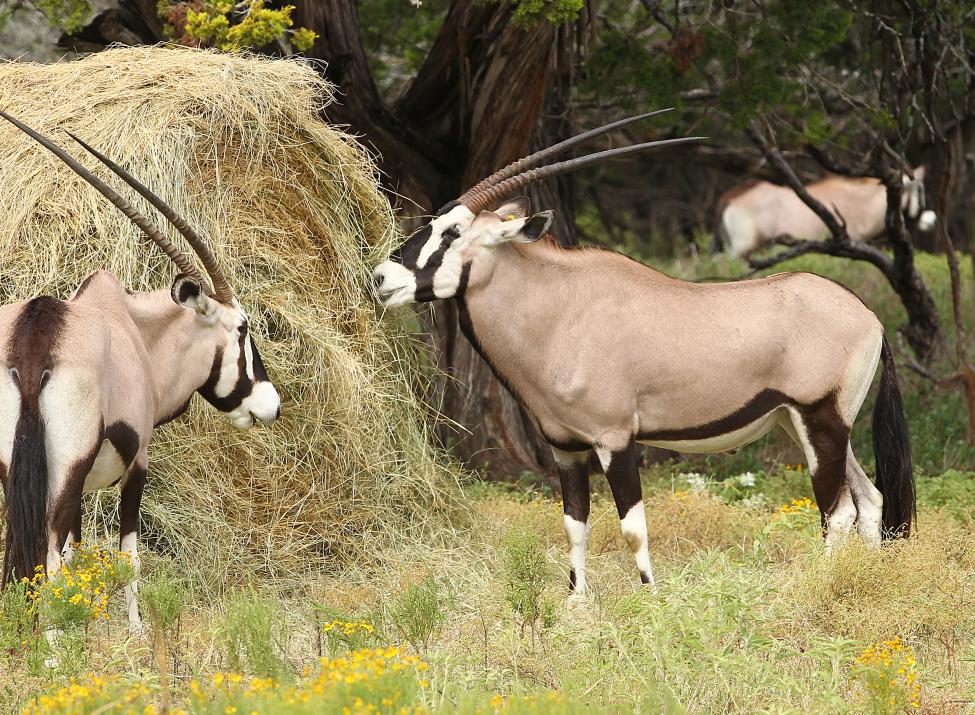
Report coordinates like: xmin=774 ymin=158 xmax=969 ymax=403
xmin=0 ymin=112 xmax=234 ymax=304
xmin=459 ymin=110 xmax=705 ymax=215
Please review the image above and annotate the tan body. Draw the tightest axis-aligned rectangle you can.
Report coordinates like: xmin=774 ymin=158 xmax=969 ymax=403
xmin=0 ymin=112 xmax=279 ymax=642
xmin=0 ymin=271 xmax=223 ymax=496
xmin=465 ymin=243 xmax=881 ymax=452
xmin=718 ymin=174 xmax=931 ymax=258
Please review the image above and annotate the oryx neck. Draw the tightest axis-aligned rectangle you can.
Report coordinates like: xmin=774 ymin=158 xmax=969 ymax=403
xmin=122 ymin=289 xmax=212 ymax=424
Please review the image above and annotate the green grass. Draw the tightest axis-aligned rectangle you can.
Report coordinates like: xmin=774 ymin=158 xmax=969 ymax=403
xmin=5 ymin=464 xmax=975 ymax=713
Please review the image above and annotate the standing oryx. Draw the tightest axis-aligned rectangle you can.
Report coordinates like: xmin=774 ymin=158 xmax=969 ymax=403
xmin=372 ymin=115 xmax=914 ymax=596
xmin=715 ymin=171 xmax=937 ymax=258
xmin=0 ymin=113 xmax=281 ymax=633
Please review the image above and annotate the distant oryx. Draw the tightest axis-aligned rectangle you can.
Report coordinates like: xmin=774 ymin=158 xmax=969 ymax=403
xmin=715 ymin=171 xmax=937 ymax=258
xmin=0 ymin=113 xmax=281 ymax=633
xmin=372 ymin=115 xmax=914 ymax=595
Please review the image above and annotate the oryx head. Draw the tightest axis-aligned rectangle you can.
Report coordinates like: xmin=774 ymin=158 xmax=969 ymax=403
xmin=372 ymin=110 xmax=703 ymax=307
xmin=2 ymin=113 xmax=281 ymax=429
xmin=902 ymin=166 xmax=936 ymax=233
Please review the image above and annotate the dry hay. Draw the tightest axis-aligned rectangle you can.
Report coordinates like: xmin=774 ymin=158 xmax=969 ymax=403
xmin=0 ymin=46 xmax=464 ymax=589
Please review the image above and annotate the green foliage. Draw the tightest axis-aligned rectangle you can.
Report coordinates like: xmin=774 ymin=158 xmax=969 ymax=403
xmin=163 ymin=0 xmax=317 ymax=53
xmin=357 ymin=0 xmax=449 ymax=93
xmin=216 ymin=588 xmax=292 ymax=679
xmin=502 ymin=528 xmax=555 ymax=636
xmin=387 ymin=573 xmax=448 ymax=652
xmin=32 ymin=0 xmax=91 ymax=32
xmin=509 ymin=0 xmax=585 ymax=26
xmin=139 ymin=562 xmax=187 ymax=631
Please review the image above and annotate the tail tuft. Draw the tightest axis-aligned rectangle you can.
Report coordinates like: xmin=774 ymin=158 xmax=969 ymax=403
xmin=2 ymin=404 xmax=48 ymax=586
xmin=871 ymin=337 xmax=915 ymax=538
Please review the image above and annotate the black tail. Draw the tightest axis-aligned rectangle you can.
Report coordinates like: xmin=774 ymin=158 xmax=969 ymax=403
xmin=871 ymin=337 xmax=915 ymax=539
xmin=2 ymin=402 xmax=48 ymax=586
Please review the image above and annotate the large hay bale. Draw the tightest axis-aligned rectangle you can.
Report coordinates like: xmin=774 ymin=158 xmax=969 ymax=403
xmin=0 ymin=46 xmax=462 ymax=588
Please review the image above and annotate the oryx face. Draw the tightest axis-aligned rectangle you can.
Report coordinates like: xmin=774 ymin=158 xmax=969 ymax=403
xmin=171 ymin=276 xmax=281 ymax=429
xmin=371 ymin=199 xmax=554 ymax=307
xmin=901 ymin=167 xmax=936 ymax=232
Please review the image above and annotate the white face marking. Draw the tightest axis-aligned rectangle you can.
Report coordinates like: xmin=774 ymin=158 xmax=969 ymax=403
xmin=563 ymin=515 xmax=589 ymax=595
xmin=416 ymin=211 xmax=469 ymax=268
xmin=372 ymin=205 xmax=476 ymax=307
xmin=918 ymin=209 xmax=936 ymax=232
xmin=619 ymin=501 xmax=655 ymax=586
xmin=235 ymin=381 xmax=281 ymax=429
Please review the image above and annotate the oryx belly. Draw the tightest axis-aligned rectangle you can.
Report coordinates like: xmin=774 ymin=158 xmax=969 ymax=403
xmin=82 ymin=423 xmax=140 ymax=492
xmin=82 ymin=440 xmax=129 ymax=492
xmin=638 ymin=406 xmax=785 ymax=454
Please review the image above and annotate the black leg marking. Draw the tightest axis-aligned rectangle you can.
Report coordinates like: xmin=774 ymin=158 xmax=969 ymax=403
xmin=555 ymin=449 xmax=590 ymax=593
xmin=603 ymin=441 xmax=654 ymax=586
xmin=119 ymin=464 xmax=147 ymax=547
xmin=604 ymin=442 xmax=641 ymax=520
xmin=802 ymin=396 xmax=851 ymax=534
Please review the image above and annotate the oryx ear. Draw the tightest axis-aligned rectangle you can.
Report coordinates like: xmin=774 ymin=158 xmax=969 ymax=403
xmin=480 ymin=209 xmax=554 ymax=246
xmin=521 ymin=210 xmax=554 ymax=242
xmin=493 ymin=196 xmax=531 ymax=221
xmin=171 ymin=275 xmax=216 ymax=316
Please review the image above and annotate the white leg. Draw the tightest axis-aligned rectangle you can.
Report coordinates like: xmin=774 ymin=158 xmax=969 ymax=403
xmin=824 ymin=482 xmax=856 ymax=553
xmin=620 ymin=500 xmax=655 ymax=586
xmin=846 ymin=445 xmax=883 ymax=547
xmin=120 ymin=531 xmax=142 ymax=635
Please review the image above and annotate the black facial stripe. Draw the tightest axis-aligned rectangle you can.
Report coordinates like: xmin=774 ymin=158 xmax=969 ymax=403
xmin=250 ymin=338 xmax=270 ymax=382
xmin=413 ymin=233 xmax=456 ymax=301
xmin=197 ymin=332 xmax=252 ymax=411
xmin=389 ymin=224 xmax=431 ymax=265
xmin=436 ymin=200 xmax=461 ymax=216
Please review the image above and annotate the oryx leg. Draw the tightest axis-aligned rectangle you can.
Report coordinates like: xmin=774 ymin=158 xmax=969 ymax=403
xmin=43 ymin=444 xmax=98 ymax=661
xmin=596 ymin=440 xmax=654 ymax=587
xmin=846 ymin=444 xmax=883 ymax=546
xmin=46 ymin=447 xmax=98 ymax=577
xmin=553 ymin=447 xmax=591 ymax=596
xmin=119 ymin=455 xmax=147 ymax=635
xmin=784 ymin=406 xmax=855 ymax=550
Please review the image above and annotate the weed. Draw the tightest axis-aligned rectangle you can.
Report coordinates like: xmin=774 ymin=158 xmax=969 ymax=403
xmin=216 ymin=588 xmax=293 ymax=680
xmin=502 ymin=529 xmax=556 ymax=640
xmin=387 ymin=573 xmax=447 ymax=653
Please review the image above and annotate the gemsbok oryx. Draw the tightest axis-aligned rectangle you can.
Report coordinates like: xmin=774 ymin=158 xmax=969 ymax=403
xmin=715 ymin=170 xmax=937 ymax=258
xmin=371 ymin=115 xmax=914 ymax=595
xmin=0 ymin=113 xmax=281 ymax=633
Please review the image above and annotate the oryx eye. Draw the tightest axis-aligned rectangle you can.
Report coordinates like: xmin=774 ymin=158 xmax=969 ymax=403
xmin=443 ymin=225 xmax=461 ymax=239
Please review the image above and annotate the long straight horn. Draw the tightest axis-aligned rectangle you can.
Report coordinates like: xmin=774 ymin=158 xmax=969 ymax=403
xmin=458 ymin=109 xmax=674 ymax=205
xmin=65 ymin=130 xmax=234 ymax=304
xmin=0 ymin=112 xmax=210 ymax=290
xmin=465 ymin=136 xmax=706 ymax=214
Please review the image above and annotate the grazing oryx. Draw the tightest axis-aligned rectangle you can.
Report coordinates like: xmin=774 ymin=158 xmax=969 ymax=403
xmin=0 ymin=113 xmax=281 ymax=633
xmin=372 ymin=115 xmax=914 ymax=596
xmin=715 ymin=170 xmax=937 ymax=258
